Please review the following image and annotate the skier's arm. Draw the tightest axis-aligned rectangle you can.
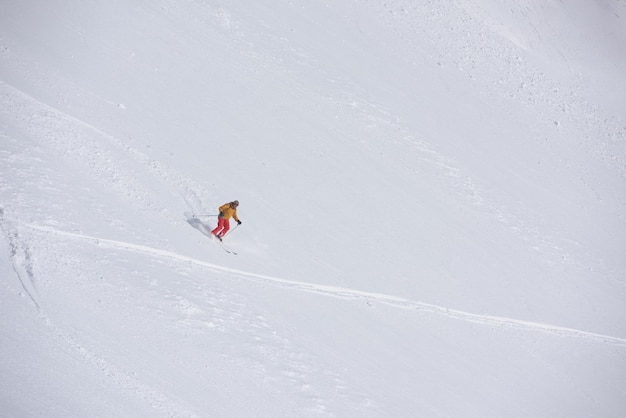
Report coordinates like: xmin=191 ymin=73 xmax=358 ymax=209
xmin=218 ymin=204 xmax=230 ymax=216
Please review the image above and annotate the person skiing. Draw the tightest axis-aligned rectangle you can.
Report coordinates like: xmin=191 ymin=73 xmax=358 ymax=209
xmin=211 ymin=200 xmax=241 ymax=240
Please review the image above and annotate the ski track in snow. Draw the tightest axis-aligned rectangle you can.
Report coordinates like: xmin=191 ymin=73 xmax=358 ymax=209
xmin=0 ymin=207 xmax=40 ymax=310
xmin=0 ymin=80 xmax=212 ymax=219
xmin=0 ymin=225 xmax=198 ymax=417
xmin=25 ymin=223 xmax=626 ymax=348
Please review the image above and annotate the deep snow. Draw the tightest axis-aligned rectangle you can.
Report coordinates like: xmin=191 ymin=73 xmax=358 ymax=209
xmin=1 ymin=0 xmax=626 ymax=416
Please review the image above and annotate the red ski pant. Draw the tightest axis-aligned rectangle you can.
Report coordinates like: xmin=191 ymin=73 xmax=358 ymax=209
xmin=211 ymin=217 xmax=230 ymax=237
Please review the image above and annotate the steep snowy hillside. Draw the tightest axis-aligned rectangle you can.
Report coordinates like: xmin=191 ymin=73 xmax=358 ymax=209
xmin=1 ymin=0 xmax=625 ymax=416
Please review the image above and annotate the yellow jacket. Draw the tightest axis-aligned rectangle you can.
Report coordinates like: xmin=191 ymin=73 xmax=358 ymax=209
xmin=218 ymin=203 xmax=240 ymax=222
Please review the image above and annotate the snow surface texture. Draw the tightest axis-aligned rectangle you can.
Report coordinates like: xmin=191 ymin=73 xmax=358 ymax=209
xmin=1 ymin=1 xmax=625 ymax=417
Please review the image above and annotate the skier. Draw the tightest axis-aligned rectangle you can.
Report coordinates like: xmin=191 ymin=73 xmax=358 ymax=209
xmin=211 ymin=200 xmax=241 ymax=240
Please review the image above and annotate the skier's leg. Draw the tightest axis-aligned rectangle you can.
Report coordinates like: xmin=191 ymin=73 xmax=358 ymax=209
xmin=220 ymin=219 xmax=231 ymax=237
xmin=211 ymin=218 xmax=225 ymax=236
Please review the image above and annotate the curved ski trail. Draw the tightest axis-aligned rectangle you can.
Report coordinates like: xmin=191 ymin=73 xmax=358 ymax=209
xmin=26 ymin=223 xmax=626 ymax=348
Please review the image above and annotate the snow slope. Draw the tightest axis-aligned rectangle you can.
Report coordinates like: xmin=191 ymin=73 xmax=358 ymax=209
xmin=1 ymin=0 xmax=625 ymax=416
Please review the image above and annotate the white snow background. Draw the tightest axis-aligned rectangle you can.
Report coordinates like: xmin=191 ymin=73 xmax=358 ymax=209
xmin=1 ymin=0 xmax=626 ymax=417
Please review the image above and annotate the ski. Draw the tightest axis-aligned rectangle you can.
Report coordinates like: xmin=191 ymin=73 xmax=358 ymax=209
xmin=213 ymin=235 xmax=237 ymax=255
xmin=218 ymin=241 xmax=237 ymax=255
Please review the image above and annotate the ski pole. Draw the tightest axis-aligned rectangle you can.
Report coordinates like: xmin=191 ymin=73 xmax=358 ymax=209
xmin=194 ymin=213 xmax=218 ymax=217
